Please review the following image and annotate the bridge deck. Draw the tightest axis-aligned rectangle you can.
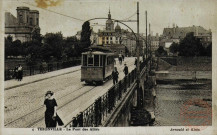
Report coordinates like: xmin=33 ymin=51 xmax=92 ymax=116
xmin=4 ymin=57 xmax=136 ymax=128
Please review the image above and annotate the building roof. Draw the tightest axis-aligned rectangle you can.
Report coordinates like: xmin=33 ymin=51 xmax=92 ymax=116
xmin=163 ymin=25 xmax=211 ymax=39
xmin=5 ymin=12 xmax=17 ymax=26
xmin=115 ymin=24 xmax=121 ymax=30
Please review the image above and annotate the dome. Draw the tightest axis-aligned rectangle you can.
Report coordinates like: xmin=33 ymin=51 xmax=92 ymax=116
xmin=115 ymin=24 xmax=121 ymax=32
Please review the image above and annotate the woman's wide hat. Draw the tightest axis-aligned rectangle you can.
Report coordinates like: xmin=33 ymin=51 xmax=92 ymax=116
xmin=45 ymin=91 xmax=54 ymax=96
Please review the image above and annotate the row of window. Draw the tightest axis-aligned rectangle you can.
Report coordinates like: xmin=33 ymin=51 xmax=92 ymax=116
xmin=102 ymin=37 xmax=121 ymax=40
xmin=102 ymin=33 xmax=113 ymax=36
xmin=82 ymin=55 xmax=114 ymax=67
xmin=102 ymin=41 xmax=119 ymax=44
xmin=19 ymin=15 xmax=39 ymax=25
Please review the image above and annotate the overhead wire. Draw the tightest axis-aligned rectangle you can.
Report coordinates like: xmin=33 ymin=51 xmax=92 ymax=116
xmin=122 ymin=11 xmax=137 ymax=21
xmin=19 ymin=0 xmax=85 ymax=22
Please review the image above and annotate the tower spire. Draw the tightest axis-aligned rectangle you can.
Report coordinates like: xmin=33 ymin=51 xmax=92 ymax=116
xmin=108 ymin=6 xmax=111 ymax=19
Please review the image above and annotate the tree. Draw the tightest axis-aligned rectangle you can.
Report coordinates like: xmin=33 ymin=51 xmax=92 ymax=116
xmin=11 ymin=40 xmax=22 ymax=56
xmin=206 ymin=43 xmax=212 ymax=57
xmin=43 ymin=32 xmax=64 ymax=60
xmin=178 ymin=32 xmax=205 ymax=56
xmin=63 ymin=36 xmax=79 ymax=59
xmin=80 ymin=21 xmax=91 ymax=51
xmin=155 ymin=46 xmax=167 ymax=57
xmin=169 ymin=42 xmax=179 ymax=54
xmin=5 ymin=36 xmax=13 ymax=57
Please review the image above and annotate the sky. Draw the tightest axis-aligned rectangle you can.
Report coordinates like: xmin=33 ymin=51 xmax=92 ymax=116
xmin=3 ymin=0 xmax=217 ymax=37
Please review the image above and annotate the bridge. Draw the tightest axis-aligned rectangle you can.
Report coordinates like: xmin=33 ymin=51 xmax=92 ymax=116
xmin=4 ymin=56 xmax=157 ymax=128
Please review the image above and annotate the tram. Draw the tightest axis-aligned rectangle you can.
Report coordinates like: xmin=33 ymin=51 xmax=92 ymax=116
xmin=81 ymin=47 xmax=115 ymax=84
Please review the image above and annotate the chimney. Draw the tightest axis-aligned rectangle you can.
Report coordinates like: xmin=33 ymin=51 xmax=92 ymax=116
xmin=196 ymin=26 xmax=198 ymax=36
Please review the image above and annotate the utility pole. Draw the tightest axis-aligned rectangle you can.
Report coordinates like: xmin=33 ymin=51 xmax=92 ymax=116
xmin=149 ymin=23 xmax=152 ymax=71
xmin=149 ymin=23 xmax=151 ymax=57
xmin=136 ymin=1 xmax=141 ymax=108
xmin=145 ymin=11 xmax=148 ymax=79
xmin=145 ymin=11 xmax=148 ymax=60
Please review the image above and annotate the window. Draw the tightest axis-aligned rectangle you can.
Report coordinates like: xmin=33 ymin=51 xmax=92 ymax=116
xmin=27 ymin=16 xmax=29 ymax=23
xmin=100 ymin=55 xmax=103 ymax=66
xmin=102 ymin=41 xmax=105 ymax=44
xmin=88 ymin=56 xmax=93 ymax=66
xmin=102 ymin=37 xmax=105 ymax=40
xmin=19 ymin=15 xmax=23 ymax=23
xmin=107 ymin=37 xmax=109 ymax=40
xmin=36 ymin=18 xmax=39 ymax=25
xmin=116 ymin=37 xmax=118 ymax=40
xmin=106 ymin=41 xmax=109 ymax=44
xmin=83 ymin=55 xmax=87 ymax=66
xmin=30 ymin=18 xmax=33 ymax=25
xmin=94 ymin=55 xmax=99 ymax=66
xmin=110 ymin=37 xmax=112 ymax=40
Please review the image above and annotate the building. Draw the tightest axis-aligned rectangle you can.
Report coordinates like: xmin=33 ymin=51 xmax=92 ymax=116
xmin=97 ymin=9 xmax=126 ymax=56
xmin=150 ymin=33 xmax=160 ymax=51
xmin=162 ymin=24 xmax=212 ymax=48
xmin=5 ymin=7 xmax=40 ymax=42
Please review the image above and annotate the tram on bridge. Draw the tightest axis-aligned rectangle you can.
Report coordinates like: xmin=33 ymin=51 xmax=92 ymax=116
xmin=81 ymin=46 xmax=115 ymax=84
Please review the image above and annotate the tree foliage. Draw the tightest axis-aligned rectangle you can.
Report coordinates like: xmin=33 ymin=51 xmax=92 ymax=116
xmin=178 ymin=32 xmax=206 ymax=56
xmin=155 ymin=46 xmax=167 ymax=57
xmin=169 ymin=42 xmax=179 ymax=54
xmin=80 ymin=21 xmax=91 ymax=53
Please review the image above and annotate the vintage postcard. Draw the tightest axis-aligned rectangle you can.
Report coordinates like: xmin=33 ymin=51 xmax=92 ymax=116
xmin=0 ymin=0 xmax=216 ymax=134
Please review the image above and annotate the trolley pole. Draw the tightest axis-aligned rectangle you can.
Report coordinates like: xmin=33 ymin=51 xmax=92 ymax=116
xmin=149 ymin=23 xmax=152 ymax=71
xmin=145 ymin=11 xmax=148 ymax=60
xmin=145 ymin=11 xmax=148 ymax=79
xmin=136 ymin=2 xmax=141 ymax=108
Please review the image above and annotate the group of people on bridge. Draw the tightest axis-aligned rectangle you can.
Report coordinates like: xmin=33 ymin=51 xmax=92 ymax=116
xmin=112 ymin=63 xmax=129 ymax=85
xmin=13 ymin=64 xmax=23 ymax=81
xmin=118 ymin=54 xmax=125 ymax=65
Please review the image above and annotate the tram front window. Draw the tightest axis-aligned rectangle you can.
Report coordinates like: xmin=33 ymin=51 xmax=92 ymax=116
xmin=88 ymin=57 xmax=93 ymax=66
xmin=94 ymin=55 xmax=99 ymax=66
xmin=83 ymin=55 xmax=87 ymax=66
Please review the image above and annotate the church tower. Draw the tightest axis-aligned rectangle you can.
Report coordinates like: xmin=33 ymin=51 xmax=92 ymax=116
xmin=106 ymin=8 xmax=114 ymax=31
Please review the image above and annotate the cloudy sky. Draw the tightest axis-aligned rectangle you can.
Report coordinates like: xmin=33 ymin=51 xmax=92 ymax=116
xmin=3 ymin=0 xmax=217 ymax=37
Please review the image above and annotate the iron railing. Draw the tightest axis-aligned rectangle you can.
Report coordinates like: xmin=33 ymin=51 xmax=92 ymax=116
xmin=4 ymin=59 xmax=81 ymax=80
xmin=66 ymin=60 xmax=148 ymax=127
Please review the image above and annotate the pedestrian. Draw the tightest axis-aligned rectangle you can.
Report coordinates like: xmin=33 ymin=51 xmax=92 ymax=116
xmin=17 ymin=64 xmax=23 ymax=81
xmin=118 ymin=54 xmax=122 ymax=65
xmin=112 ymin=67 xmax=119 ymax=85
xmin=122 ymin=54 xmax=125 ymax=61
xmin=113 ymin=58 xmax=116 ymax=65
xmin=44 ymin=91 xmax=64 ymax=128
xmin=134 ymin=58 xmax=137 ymax=66
xmin=123 ymin=63 xmax=129 ymax=76
xmin=13 ymin=66 xmax=18 ymax=80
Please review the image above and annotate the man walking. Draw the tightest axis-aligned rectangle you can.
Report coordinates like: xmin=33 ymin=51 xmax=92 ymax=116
xmin=112 ymin=67 xmax=119 ymax=85
xmin=123 ymin=63 xmax=128 ymax=76
xmin=17 ymin=64 xmax=23 ymax=81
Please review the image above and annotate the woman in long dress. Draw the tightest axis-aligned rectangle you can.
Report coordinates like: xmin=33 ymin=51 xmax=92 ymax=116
xmin=44 ymin=91 xmax=64 ymax=127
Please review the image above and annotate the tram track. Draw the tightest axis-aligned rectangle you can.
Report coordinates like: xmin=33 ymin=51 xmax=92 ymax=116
xmin=4 ymin=58 xmax=135 ymax=128
xmin=5 ymin=85 xmax=96 ymax=128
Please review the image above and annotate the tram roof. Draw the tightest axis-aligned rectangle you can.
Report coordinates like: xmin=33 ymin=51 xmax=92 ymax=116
xmin=82 ymin=51 xmax=114 ymax=55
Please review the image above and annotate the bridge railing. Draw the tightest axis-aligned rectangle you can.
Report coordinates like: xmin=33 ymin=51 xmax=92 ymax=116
xmin=65 ymin=58 xmax=149 ymax=127
xmin=65 ymin=66 xmax=139 ymax=127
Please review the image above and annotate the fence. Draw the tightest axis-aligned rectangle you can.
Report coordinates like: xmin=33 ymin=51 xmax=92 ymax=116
xmin=65 ymin=60 xmax=147 ymax=127
xmin=5 ymin=59 xmax=81 ymax=80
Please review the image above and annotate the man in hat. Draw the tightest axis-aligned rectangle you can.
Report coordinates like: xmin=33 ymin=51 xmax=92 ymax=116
xmin=112 ymin=67 xmax=119 ymax=85
xmin=123 ymin=63 xmax=128 ymax=76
